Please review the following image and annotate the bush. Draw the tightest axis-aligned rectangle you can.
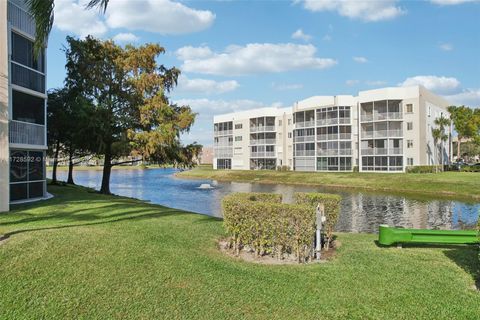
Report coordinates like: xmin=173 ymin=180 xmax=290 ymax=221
xmin=293 ymin=193 xmax=341 ymax=250
xmin=276 ymin=165 xmax=291 ymax=171
xmin=406 ymin=165 xmax=441 ymax=173
xmin=222 ymin=192 xmax=342 ymax=263
xmin=461 ymin=166 xmax=480 ymax=172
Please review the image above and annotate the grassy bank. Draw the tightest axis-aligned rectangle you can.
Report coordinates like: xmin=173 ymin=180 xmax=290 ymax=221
xmin=0 ymin=185 xmax=478 ymax=319
xmin=177 ymin=166 xmax=480 ymax=201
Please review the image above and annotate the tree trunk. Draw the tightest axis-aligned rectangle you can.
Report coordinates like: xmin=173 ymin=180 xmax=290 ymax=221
xmin=67 ymin=149 xmax=75 ymax=185
xmin=51 ymin=139 xmax=60 ymax=184
xmin=100 ymin=148 xmax=112 ymax=194
xmin=457 ymin=137 xmax=462 ymax=161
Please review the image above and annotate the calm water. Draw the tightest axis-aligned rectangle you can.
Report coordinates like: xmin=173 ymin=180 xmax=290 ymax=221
xmin=50 ymin=168 xmax=479 ymax=233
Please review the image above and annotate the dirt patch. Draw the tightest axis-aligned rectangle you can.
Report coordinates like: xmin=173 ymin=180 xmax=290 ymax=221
xmin=0 ymin=234 xmax=9 ymax=246
xmin=218 ymin=238 xmax=338 ymax=265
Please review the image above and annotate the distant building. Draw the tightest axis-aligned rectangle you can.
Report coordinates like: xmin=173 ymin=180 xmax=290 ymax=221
xmin=199 ymin=147 xmax=213 ymax=165
xmin=213 ymin=86 xmax=451 ymax=172
xmin=1 ymin=0 xmax=48 ymax=212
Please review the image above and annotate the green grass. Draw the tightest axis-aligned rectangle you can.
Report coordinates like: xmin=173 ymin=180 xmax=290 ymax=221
xmin=178 ymin=165 xmax=480 ymax=201
xmin=0 ymin=186 xmax=478 ymax=319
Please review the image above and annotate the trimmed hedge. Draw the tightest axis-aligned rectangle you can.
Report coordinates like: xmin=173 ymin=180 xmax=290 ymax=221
xmin=222 ymin=192 xmax=341 ymax=263
xmin=293 ymin=193 xmax=341 ymax=250
xmin=406 ymin=165 xmax=441 ymax=173
xmin=461 ymin=166 xmax=480 ymax=172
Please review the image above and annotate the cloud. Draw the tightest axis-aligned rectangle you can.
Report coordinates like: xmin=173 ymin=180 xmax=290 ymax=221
xmin=430 ymin=0 xmax=478 ymax=5
xmin=112 ymin=33 xmax=139 ymax=43
xmin=177 ymin=75 xmax=239 ymax=94
xmin=54 ymin=0 xmax=108 ymax=37
xmin=177 ymin=43 xmax=337 ymax=75
xmin=272 ymin=83 xmax=304 ymax=90
xmin=298 ymin=0 xmax=406 ymax=22
xmin=439 ymin=43 xmax=453 ymax=51
xmin=444 ymin=88 xmax=480 ymax=107
xmin=399 ymin=75 xmax=461 ymax=94
xmin=353 ymin=56 xmax=368 ymax=63
xmin=106 ymin=0 xmax=215 ymax=35
xmin=175 ymin=98 xmax=277 ymax=116
xmin=346 ymin=80 xmax=360 ymax=86
xmin=291 ymin=29 xmax=312 ymax=41
xmin=365 ymin=80 xmax=388 ymax=86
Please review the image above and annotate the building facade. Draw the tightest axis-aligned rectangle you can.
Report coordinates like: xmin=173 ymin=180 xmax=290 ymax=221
xmin=213 ymin=86 xmax=451 ymax=173
xmin=0 ymin=0 xmax=48 ymax=212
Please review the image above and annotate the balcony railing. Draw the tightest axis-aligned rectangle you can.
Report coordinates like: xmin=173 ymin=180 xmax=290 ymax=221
xmin=361 ymin=148 xmax=390 ymax=155
xmin=250 ymin=125 xmax=275 ymax=132
xmin=316 ymin=118 xmax=350 ymax=126
xmin=317 ymin=149 xmax=353 ymax=156
xmin=294 ymin=135 xmax=315 ymax=143
xmin=389 ymin=148 xmax=403 ymax=154
xmin=9 ymin=120 xmax=45 ymax=145
xmin=361 ymin=130 xmax=403 ymax=138
xmin=250 ymin=139 xmax=276 ymax=145
xmin=214 ymin=142 xmax=233 ymax=147
xmin=214 ymin=129 xmax=233 ymax=136
xmin=295 ymin=121 xmax=315 ymax=128
xmin=361 ymin=112 xmax=402 ymax=122
xmin=8 ymin=1 xmax=36 ymax=37
xmin=214 ymin=150 xmax=233 ymax=158
xmin=295 ymin=150 xmax=315 ymax=157
xmin=251 ymin=151 xmax=276 ymax=158
xmin=11 ymin=62 xmax=45 ymax=93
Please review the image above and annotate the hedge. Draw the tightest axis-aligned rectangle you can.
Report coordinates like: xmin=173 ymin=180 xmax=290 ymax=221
xmin=222 ymin=192 xmax=342 ymax=263
xmin=461 ymin=166 xmax=480 ymax=172
xmin=406 ymin=165 xmax=441 ymax=173
xmin=293 ymin=193 xmax=341 ymax=250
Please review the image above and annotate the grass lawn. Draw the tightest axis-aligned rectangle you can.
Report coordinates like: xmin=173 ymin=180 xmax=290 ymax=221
xmin=177 ymin=165 xmax=480 ymax=201
xmin=0 ymin=184 xmax=478 ymax=319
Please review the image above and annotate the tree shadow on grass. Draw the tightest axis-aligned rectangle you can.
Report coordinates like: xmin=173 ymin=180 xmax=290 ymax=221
xmin=443 ymin=246 xmax=479 ymax=291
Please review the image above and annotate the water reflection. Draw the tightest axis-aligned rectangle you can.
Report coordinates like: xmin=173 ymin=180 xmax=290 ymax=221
xmin=50 ymin=168 xmax=479 ymax=233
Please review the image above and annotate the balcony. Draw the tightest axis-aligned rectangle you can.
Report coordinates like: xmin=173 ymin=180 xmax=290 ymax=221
xmin=250 ymin=125 xmax=275 ymax=133
xmin=251 ymin=151 xmax=276 ymax=158
xmin=8 ymin=1 xmax=36 ymax=37
xmin=294 ymin=136 xmax=315 ymax=143
xmin=295 ymin=121 xmax=315 ymax=129
xmin=361 ymin=148 xmax=389 ymax=155
xmin=214 ymin=129 xmax=233 ymax=136
xmin=9 ymin=120 xmax=45 ymax=146
xmin=361 ymin=112 xmax=402 ymax=122
xmin=11 ymin=63 xmax=45 ymax=93
xmin=317 ymin=149 xmax=352 ymax=156
xmin=214 ymin=142 xmax=233 ymax=147
xmin=389 ymin=148 xmax=403 ymax=154
xmin=250 ymin=138 xmax=276 ymax=145
xmin=361 ymin=130 xmax=403 ymax=139
xmin=295 ymin=150 xmax=315 ymax=157
xmin=317 ymin=133 xmax=339 ymax=141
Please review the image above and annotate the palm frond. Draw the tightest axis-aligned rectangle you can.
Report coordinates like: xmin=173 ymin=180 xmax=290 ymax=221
xmin=86 ymin=0 xmax=110 ymax=12
xmin=26 ymin=0 xmax=54 ymax=55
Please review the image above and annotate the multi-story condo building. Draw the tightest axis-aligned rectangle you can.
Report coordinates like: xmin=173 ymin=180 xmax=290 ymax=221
xmin=213 ymin=108 xmax=293 ymax=170
xmin=0 ymin=0 xmax=48 ymax=212
xmin=213 ymin=86 xmax=451 ymax=173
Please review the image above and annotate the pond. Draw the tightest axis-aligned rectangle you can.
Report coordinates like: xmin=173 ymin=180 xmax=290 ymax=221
xmin=50 ymin=168 xmax=479 ymax=233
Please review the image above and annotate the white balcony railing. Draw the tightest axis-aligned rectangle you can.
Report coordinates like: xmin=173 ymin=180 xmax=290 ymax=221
xmin=250 ymin=125 xmax=275 ymax=133
xmin=250 ymin=139 xmax=276 ymax=145
xmin=316 ymin=133 xmax=339 ymax=141
xmin=294 ymin=135 xmax=315 ymax=143
xmin=214 ymin=142 xmax=233 ymax=147
xmin=295 ymin=150 xmax=316 ymax=157
xmin=251 ymin=151 xmax=276 ymax=158
xmin=362 ymin=112 xmax=402 ymax=122
xmin=9 ymin=120 xmax=45 ymax=146
xmin=8 ymin=1 xmax=36 ymax=37
xmin=295 ymin=121 xmax=315 ymax=128
xmin=214 ymin=129 xmax=233 ymax=136
xmin=389 ymin=148 xmax=403 ymax=154
xmin=361 ymin=130 xmax=403 ymax=139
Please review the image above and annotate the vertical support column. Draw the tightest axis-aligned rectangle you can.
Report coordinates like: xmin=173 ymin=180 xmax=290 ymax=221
xmin=0 ymin=0 xmax=10 ymax=212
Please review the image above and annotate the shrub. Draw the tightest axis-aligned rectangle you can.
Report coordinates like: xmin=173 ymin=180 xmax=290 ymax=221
xmin=461 ymin=166 xmax=480 ymax=172
xmin=293 ymin=193 xmax=341 ymax=250
xmin=276 ymin=165 xmax=291 ymax=171
xmin=406 ymin=165 xmax=441 ymax=173
xmin=222 ymin=192 xmax=324 ymax=262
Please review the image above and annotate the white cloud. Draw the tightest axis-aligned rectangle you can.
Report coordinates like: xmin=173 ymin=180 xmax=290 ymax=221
xmin=106 ymin=0 xmax=215 ymax=35
xmin=399 ymin=75 xmax=461 ymax=94
xmin=175 ymin=46 xmax=214 ymax=60
xmin=365 ymin=80 xmax=388 ymax=86
xmin=346 ymin=79 xmax=360 ymax=86
xmin=291 ymin=29 xmax=312 ymax=42
xmin=439 ymin=43 xmax=453 ymax=51
xmin=177 ymin=75 xmax=239 ymax=95
xmin=272 ymin=83 xmax=304 ymax=90
xmin=444 ymin=89 xmax=480 ymax=107
xmin=175 ymin=98 xmax=281 ymax=116
xmin=54 ymin=0 xmax=108 ymax=37
xmin=353 ymin=56 xmax=368 ymax=63
xmin=298 ymin=0 xmax=406 ymax=22
xmin=430 ymin=0 xmax=478 ymax=5
xmin=177 ymin=43 xmax=337 ymax=75
xmin=323 ymin=34 xmax=332 ymax=41
xmin=112 ymin=33 xmax=139 ymax=43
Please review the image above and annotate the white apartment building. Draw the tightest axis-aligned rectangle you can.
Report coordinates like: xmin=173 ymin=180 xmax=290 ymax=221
xmin=213 ymin=86 xmax=451 ymax=172
xmin=0 ymin=0 xmax=48 ymax=212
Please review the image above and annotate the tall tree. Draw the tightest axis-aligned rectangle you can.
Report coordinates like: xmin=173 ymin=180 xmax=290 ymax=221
xmin=433 ymin=115 xmax=450 ymax=171
xmin=65 ymin=36 xmax=195 ymax=194
xmin=448 ymin=106 xmax=479 ymax=160
xmin=47 ymin=88 xmax=69 ymax=184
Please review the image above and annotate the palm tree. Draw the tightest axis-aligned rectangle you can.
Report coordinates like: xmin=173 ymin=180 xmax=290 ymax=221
xmin=431 ymin=127 xmax=442 ymax=173
xmin=27 ymin=0 xmax=109 ymax=52
xmin=434 ymin=115 xmax=451 ymax=171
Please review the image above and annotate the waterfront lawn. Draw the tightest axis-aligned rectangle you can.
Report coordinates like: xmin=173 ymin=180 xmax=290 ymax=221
xmin=0 ymin=185 xmax=478 ymax=319
xmin=178 ymin=165 xmax=480 ymax=201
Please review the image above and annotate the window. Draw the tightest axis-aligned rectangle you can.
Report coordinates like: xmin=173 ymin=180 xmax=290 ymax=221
xmin=11 ymin=32 xmax=45 ymax=72
xmin=288 ymin=119 xmax=292 ymax=125
xmin=407 ymin=140 xmax=413 ymax=148
xmin=406 ymin=104 xmax=413 ymax=113
xmin=12 ymin=90 xmax=45 ymax=125
xmin=278 ymin=120 xmax=282 ymax=126
xmin=407 ymin=122 xmax=413 ymax=130
xmin=288 ymin=132 xmax=292 ymax=138
xmin=428 ymin=106 xmax=431 ymax=117
xmin=235 ymin=136 xmax=242 ymax=142
xmin=235 ymin=123 xmax=242 ymax=129
xmin=407 ymin=158 xmax=413 ymax=166
xmin=10 ymin=150 xmax=45 ymax=201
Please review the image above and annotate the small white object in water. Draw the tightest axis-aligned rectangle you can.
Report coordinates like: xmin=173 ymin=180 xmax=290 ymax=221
xmin=198 ymin=183 xmax=214 ymax=189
